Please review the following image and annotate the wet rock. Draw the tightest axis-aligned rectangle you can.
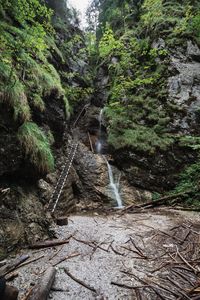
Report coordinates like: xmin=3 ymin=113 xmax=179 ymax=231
xmin=92 ymin=67 xmax=109 ymax=106
xmin=112 ymin=146 xmax=195 ymax=192
xmin=74 ymin=142 xmax=151 ymax=207
xmin=187 ymin=40 xmax=200 ymax=62
xmin=38 ymin=179 xmax=53 ymax=205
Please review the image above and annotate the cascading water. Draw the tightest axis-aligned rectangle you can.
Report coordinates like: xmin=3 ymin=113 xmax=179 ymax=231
xmin=96 ymin=109 xmax=123 ymax=208
xmin=96 ymin=108 xmax=103 ymax=154
xmin=104 ymin=157 xmax=123 ymax=208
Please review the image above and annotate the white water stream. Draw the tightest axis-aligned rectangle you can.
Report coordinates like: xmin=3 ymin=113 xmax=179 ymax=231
xmin=96 ymin=109 xmax=123 ymax=208
xmin=105 ymin=157 xmax=123 ymax=208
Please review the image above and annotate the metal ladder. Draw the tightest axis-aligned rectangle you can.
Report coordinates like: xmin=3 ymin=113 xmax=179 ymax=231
xmin=47 ymin=142 xmax=78 ymax=214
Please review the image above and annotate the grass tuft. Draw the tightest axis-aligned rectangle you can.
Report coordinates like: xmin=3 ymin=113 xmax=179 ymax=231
xmin=18 ymin=122 xmax=54 ymax=173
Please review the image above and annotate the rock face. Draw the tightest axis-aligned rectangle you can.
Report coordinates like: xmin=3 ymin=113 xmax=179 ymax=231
xmin=106 ymin=41 xmax=200 ymax=192
xmin=0 ymin=106 xmax=22 ymax=178
xmin=74 ymin=142 xmax=151 ymax=207
xmin=0 ymin=187 xmax=52 ymax=258
xmin=168 ymin=44 xmax=200 ymax=133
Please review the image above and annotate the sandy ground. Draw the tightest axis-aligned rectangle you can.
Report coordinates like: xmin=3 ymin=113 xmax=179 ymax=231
xmin=8 ymin=208 xmax=200 ymax=299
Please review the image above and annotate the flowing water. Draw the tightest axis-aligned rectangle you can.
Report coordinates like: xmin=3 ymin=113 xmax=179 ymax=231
xmin=96 ymin=108 xmax=104 ymax=154
xmin=96 ymin=109 xmax=123 ymax=208
xmin=104 ymin=157 xmax=123 ymax=208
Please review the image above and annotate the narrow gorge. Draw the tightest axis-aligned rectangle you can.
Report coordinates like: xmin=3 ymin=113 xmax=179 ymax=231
xmin=0 ymin=0 xmax=200 ymax=299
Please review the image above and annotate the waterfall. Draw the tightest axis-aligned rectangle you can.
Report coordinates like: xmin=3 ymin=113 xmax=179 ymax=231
xmin=96 ymin=109 xmax=103 ymax=154
xmin=96 ymin=108 xmax=123 ymax=208
xmin=104 ymin=157 xmax=123 ymax=208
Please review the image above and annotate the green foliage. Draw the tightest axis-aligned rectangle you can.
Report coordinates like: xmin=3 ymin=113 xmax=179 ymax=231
xmin=99 ymin=25 xmax=171 ymax=153
xmin=188 ymin=12 xmax=200 ymax=44
xmin=179 ymin=135 xmax=200 ymax=150
xmin=65 ymin=85 xmax=94 ymax=109
xmin=173 ymin=160 xmax=200 ymax=207
xmin=0 ymin=62 xmax=31 ymax=121
xmin=99 ymin=26 xmax=123 ymax=58
xmin=105 ymin=101 xmax=173 ymax=154
xmin=18 ymin=122 xmax=54 ymax=173
xmin=141 ymin=0 xmax=164 ymax=32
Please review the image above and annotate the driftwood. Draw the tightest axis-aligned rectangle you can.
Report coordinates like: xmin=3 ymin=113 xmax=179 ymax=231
xmin=123 ymin=191 xmax=191 ymax=212
xmin=0 ymin=254 xmax=29 ymax=276
xmin=29 ymin=239 xmax=70 ymax=249
xmin=64 ymin=267 xmax=97 ymax=293
xmin=27 ymin=267 xmax=56 ymax=300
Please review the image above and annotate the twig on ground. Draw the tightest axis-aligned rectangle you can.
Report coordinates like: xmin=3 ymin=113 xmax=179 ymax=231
xmin=48 ymin=245 xmax=65 ymax=261
xmin=111 ymin=281 xmax=148 ymax=290
xmin=64 ymin=267 xmax=97 ymax=293
xmin=176 ymin=246 xmax=198 ymax=274
xmin=52 ymin=252 xmax=80 ymax=267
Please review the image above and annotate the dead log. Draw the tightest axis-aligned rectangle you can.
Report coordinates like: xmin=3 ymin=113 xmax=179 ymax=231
xmin=27 ymin=267 xmax=56 ymax=300
xmin=123 ymin=191 xmax=191 ymax=212
xmin=2 ymin=285 xmax=19 ymax=300
xmin=29 ymin=239 xmax=70 ymax=249
xmin=0 ymin=255 xmax=29 ymax=276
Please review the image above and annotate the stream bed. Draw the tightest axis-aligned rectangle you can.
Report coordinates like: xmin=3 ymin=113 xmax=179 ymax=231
xmin=12 ymin=209 xmax=200 ymax=299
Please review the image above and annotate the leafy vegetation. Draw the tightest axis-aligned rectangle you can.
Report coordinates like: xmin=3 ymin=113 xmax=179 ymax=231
xmin=88 ymin=0 xmax=200 ymax=156
xmin=0 ymin=0 xmax=92 ymax=173
xmin=18 ymin=122 xmax=54 ymax=173
xmin=87 ymin=0 xmax=200 ymax=205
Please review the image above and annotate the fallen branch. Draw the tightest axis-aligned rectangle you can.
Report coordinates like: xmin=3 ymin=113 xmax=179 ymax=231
xmin=121 ymin=246 xmax=147 ymax=259
xmin=172 ymin=269 xmax=195 ymax=286
xmin=29 ymin=239 xmax=70 ymax=249
xmin=176 ymin=246 xmax=198 ymax=274
xmin=111 ymin=281 xmax=148 ymax=290
xmin=0 ymin=254 xmax=29 ymax=276
xmin=27 ymin=267 xmax=56 ymax=300
xmin=48 ymin=245 xmax=65 ymax=261
xmin=64 ymin=267 xmax=97 ymax=293
xmin=129 ymin=238 xmax=148 ymax=258
xmin=17 ymin=255 xmax=44 ymax=269
xmin=166 ymin=276 xmax=191 ymax=300
xmin=5 ymin=272 xmax=18 ymax=281
xmin=122 ymin=191 xmax=191 ymax=212
xmin=158 ymin=230 xmax=183 ymax=243
xmin=52 ymin=252 xmax=80 ymax=267
xmin=110 ymin=243 xmax=125 ymax=256
xmin=73 ymin=237 xmax=94 ymax=248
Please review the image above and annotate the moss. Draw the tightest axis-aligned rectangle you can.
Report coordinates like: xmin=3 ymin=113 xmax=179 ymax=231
xmin=32 ymin=94 xmax=45 ymax=112
xmin=0 ymin=75 xmax=31 ymax=122
xmin=18 ymin=122 xmax=54 ymax=173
